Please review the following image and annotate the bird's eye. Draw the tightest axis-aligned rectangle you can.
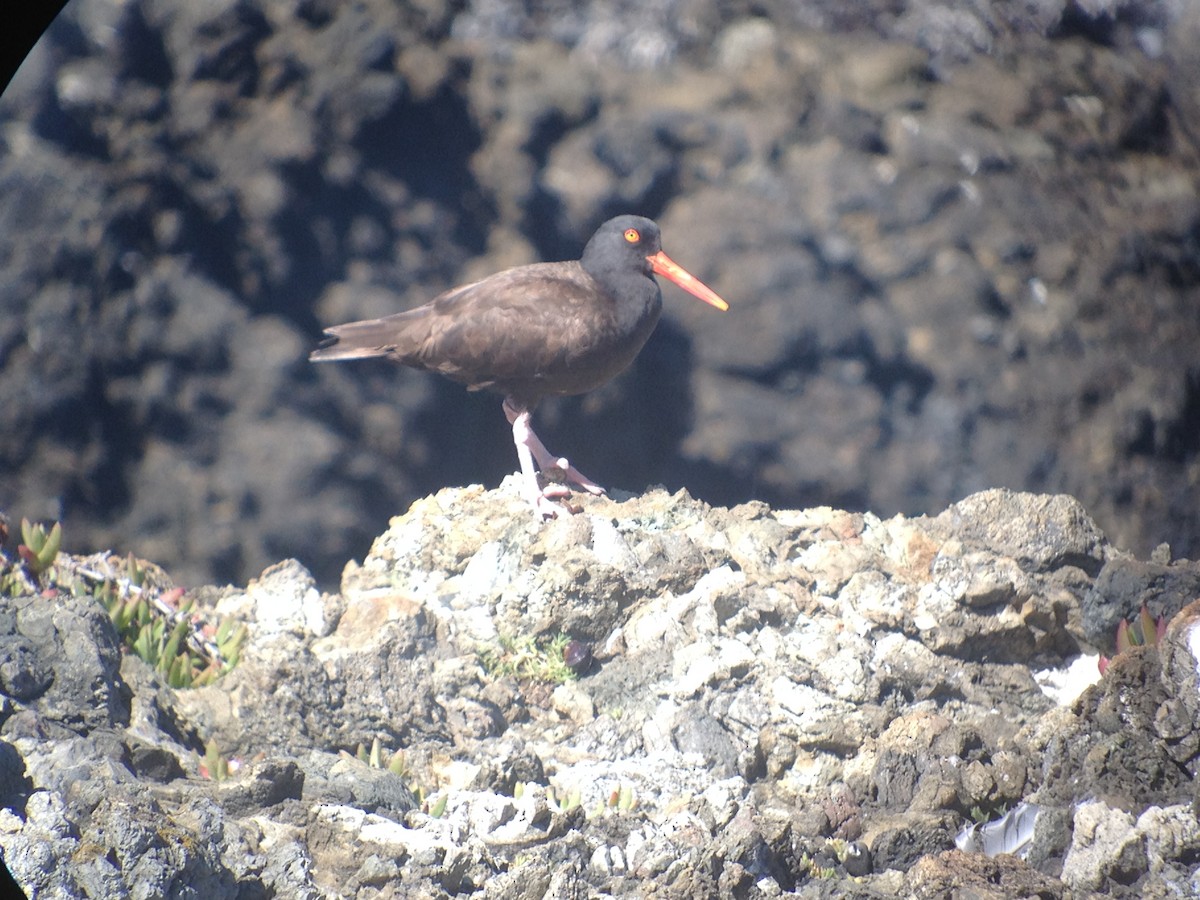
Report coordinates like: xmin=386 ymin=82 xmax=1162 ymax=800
xmin=624 ymin=228 xmax=640 ymax=243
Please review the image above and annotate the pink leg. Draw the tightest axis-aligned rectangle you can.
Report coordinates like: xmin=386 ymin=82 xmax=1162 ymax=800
xmin=504 ymin=401 xmax=606 ymax=516
xmin=521 ymin=427 xmax=606 ymax=496
xmin=509 ymin=409 xmax=564 ymax=518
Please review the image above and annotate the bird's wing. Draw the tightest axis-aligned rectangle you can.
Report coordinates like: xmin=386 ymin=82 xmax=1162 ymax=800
xmin=414 ymin=262 xmax=614 ymax=385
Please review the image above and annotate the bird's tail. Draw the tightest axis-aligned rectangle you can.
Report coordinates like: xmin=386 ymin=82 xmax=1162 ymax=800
xmin=308 ymin=315 xmax=415 ymax=363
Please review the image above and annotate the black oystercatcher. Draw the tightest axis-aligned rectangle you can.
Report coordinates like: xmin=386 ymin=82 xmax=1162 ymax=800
xmin=310 ymin=215 xmax=728 ymax=517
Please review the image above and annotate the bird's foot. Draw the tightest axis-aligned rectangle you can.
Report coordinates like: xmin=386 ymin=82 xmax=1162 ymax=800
xmin=538 ymin=457 xmax=607 ymax=497
xmin=530 ymin=491 xmax=562 ymax=520
xmin=507 ymin=405 xmax=607 ymax=511
xmin=539 ymin=480 xmax=573 ymax=500
xmin=518 ymin=478 xmax=588 ymax=519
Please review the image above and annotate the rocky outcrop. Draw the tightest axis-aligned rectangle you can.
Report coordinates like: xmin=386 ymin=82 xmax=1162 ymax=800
xmin=2 ymin=2 xmax=1199 ymax=588
xmin=1 ymin=487 xmax=1197 ymax=897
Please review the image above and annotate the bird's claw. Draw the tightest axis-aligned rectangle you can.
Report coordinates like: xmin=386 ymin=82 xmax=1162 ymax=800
xmin=531 ymin=492 xmax=585 ymax=519
xmin=524 ymin=481 xmax=590 ymax=519
xmin=532 ymin=494 xmax=561 ymax=520
xmin=539 ymin=460 xmax=606 ymax=497
xmin=540 ymin=481 xmax=573 ymax=499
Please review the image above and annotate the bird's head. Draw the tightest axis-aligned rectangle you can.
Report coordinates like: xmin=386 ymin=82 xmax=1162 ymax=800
xmin=584 ymin=215 xmax=729 ymax=311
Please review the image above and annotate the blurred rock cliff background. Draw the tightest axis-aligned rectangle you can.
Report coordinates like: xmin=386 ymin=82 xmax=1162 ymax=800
xmin=1 ymin=0 xmax=1198 ymax=587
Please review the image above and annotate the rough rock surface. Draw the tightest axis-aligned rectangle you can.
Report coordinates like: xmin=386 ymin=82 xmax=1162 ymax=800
xmin=1 ymin=486 xmax=1198 ymax=897
xmin=2 ymin=1 xmax=1200 ymax=588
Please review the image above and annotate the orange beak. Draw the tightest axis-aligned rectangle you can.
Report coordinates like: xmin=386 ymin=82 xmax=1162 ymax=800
xmin=648 ymin=251 xmax=729 ymax=311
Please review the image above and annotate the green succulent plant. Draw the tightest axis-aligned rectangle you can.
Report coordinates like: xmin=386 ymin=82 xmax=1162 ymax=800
xmin=349 ymin=736 xmax=409 ymax=778
xmin=18 ymin=519 xmax=61 ymax=576
xmin=199 ymin=739 xmax=229 ymax=782
xmin=543 ymin=782 xmax=637 ymax=818
xmin=105 ymin=583 xmax=249 ymax=688
xmin=547 ymin=784 xmax=582 ymax=811
xmin=1098 ymin=604 xmax=1167 ymax=675
xmin=1 ymin=521 xmax=247 ymax=689
xmin=427 ymin=794 xmax=448 ymax=818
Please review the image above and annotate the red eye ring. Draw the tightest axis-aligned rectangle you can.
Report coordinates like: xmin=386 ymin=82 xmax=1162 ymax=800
xmin=624 ymin=228 xmax=640 ymax=243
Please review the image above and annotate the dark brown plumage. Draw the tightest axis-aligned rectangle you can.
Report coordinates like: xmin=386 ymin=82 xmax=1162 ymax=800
xmin=311 ymin=215 xmax=728 ymax=517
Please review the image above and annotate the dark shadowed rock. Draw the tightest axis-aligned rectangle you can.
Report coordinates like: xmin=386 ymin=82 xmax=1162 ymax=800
xmin=1082 ymin=555 xmax=1200 ymax=647
xmin=1 ymin=1 xmax=1198 ymax=594
xmin=0 ymin=636 xmax=53 ymax=703
xmin=0 ymin=739 xmax=30 ymax=812
xmin=867 ymin=811 xmax=960 ymax=874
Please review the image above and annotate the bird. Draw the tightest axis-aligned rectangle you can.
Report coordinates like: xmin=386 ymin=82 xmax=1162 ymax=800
xmin=310 ymin=215 xmax=728 ymax=518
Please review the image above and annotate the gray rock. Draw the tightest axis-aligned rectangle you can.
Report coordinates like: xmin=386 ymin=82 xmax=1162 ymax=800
xmin=932 ymin=490 xmax=1108 ymax=576
xmin=0 ymin=636 xmax=53 ymax=702
xmin=298 ymin=752 xmax=416 ymax=821
xmin=0 ymin=594 xmax=128 ymax=735
xmin=1061 ymin=801 xmax=1145 ymax=892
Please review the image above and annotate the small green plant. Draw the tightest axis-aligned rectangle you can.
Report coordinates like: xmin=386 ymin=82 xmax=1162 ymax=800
xmin=349 ymin=736 xmax=409 ymax=778
xmin=968 ymin=800 xmax=1011 ymax=824
xmin=478 ymin=632 xmax=578 ymax=684
xmin=0 ymin=519 xmax=63 ymax=595
xmin=18 ymin=519 xmax=62 ymax=577
xmin=107 ymin=587 xmax=248 ymax=688
xmin=200 ymin=740 xmax=234 ymax=781
xmin=100 ymin=562 xmax=248 ymax=689
xmin=797 ymin=853 xmax=838 ymax=880
xmin=427 ymin=794 xmax=448 ymax=818
xmin=1098 ymin=604 xmax=1167 ymax=675
xmin=547 ymin=785 xmax=582 ymax=811
xmin=1 ymin=522 xmax=247 ymax=689
xmin=607 ymin=784 xmax=636 ymax=812
xmin=544 ymin=783 xmax=637 ymax=818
